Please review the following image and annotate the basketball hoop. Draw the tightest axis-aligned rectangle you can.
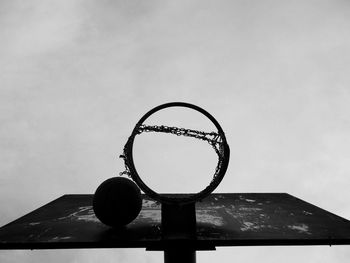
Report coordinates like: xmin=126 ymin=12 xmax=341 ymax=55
xmin=120 ymin=102 xmax=230 ymax=205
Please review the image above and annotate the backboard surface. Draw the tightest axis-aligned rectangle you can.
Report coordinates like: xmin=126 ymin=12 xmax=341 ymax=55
xmin=0 ymin=193 xmax=350 ymax=249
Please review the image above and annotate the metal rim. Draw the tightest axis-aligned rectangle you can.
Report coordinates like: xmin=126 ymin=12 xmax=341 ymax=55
xmin=124 ymin=102 xmax=230 ymax=204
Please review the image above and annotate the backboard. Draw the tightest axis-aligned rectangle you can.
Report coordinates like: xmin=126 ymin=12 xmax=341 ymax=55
xmin=0 ymin=193 xmax=350 ymax=250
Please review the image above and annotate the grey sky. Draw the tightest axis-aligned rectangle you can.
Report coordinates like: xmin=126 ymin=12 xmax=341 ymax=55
xmin=1 ymin=0 xmax=350 ymax=262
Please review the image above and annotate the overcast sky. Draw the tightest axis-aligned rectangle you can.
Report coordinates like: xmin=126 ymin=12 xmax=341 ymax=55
xmin=1 ymin=0 xmax=350 ymax=262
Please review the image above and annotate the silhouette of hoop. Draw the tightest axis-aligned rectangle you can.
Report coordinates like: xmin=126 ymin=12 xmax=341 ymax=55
xmin=121 ymin=102 xmax=230 ymax=205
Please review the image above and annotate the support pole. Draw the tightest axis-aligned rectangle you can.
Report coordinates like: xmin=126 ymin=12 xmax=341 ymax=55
xmin=164 ymin=248 xmax=196 ymax=263
xmin=161 ymin=202 xmax=197 ymax=263
xmin=161 ymin=202 xmax=196 ymax=240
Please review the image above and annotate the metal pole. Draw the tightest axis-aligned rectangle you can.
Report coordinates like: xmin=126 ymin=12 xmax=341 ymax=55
xmin=164 ymin=248 xmax=196 ymax=263
xmin=161 ymin=203 xmax=196 ymax=240
xmin=161 ymin=202 xmax=197 ymax=263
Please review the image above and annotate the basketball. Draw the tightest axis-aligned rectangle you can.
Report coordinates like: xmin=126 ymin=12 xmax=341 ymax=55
xmin=93 ymin=177 xmax=142 ymax=227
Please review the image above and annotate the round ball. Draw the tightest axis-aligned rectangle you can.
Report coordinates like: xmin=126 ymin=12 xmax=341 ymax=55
xmin=93 ymin=177 xmax=142 ymax=227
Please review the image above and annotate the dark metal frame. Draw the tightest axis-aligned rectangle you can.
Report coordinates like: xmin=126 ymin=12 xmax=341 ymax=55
xmin=122 ymin=102 xmax=230 ymax=262
xmin=123 ymin=102 xmax=230 ymax=205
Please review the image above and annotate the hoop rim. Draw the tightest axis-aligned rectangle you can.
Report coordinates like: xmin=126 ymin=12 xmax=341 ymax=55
xmin=124 ymin=102 xmax=230 ymax=205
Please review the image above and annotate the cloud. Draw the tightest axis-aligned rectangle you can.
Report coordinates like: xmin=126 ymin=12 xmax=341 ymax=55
xmin=0 ymin=1 xmax=84 ymax=57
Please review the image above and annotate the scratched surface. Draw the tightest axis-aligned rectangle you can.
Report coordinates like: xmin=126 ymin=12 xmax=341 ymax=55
xmin=0 ymin=193 xmax=350 ymax=249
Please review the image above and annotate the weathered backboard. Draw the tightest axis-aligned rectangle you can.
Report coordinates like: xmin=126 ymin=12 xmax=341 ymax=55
xmin=0 ymin=193 xmax=350 ymax=250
